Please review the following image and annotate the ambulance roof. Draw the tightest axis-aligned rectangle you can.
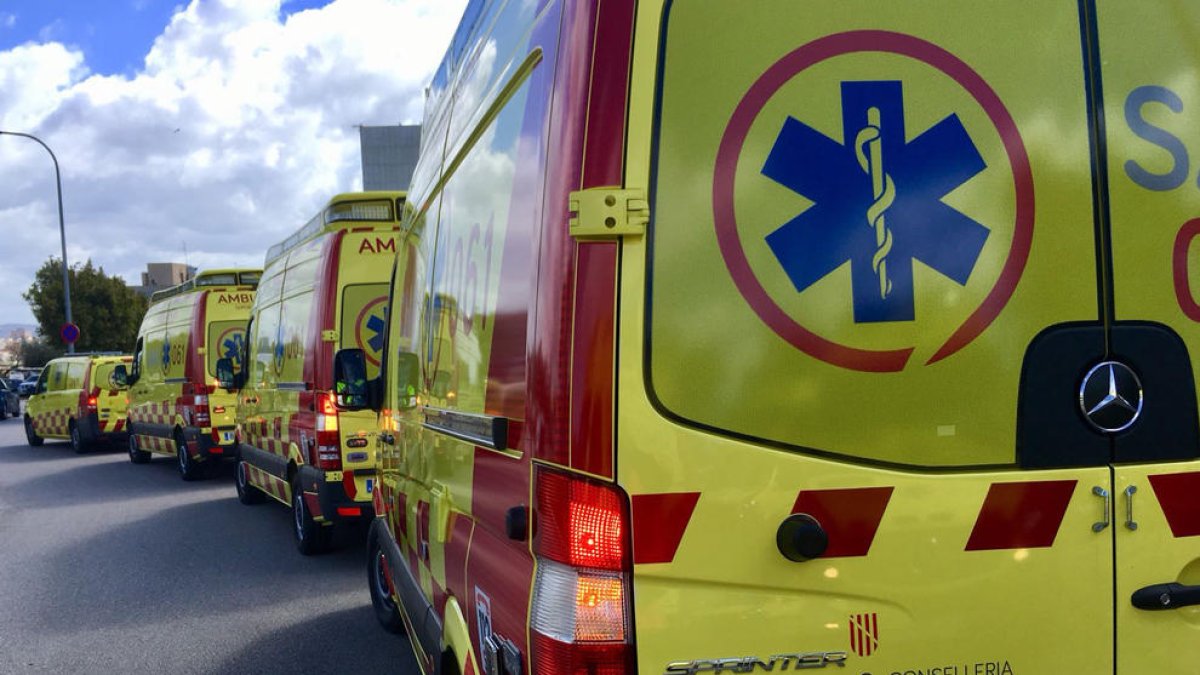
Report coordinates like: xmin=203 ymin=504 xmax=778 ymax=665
xmin=263 ymin=191 xmax=407 ymax=269
xmin=148 ymin=268 xmax=262 ymax=305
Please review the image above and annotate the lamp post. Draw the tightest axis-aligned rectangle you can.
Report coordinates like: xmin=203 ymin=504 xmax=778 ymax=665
xmin=0 ymin=131 xmax=74 ymax=354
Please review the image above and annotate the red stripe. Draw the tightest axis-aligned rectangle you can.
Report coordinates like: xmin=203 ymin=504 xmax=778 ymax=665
xmin=849 ymin=617 xmax=858 ymax=655
xmin=792 ymin=487 xmax=893 ymax=557
xmin=965 ymin=480 xmax=1076 ymax=551
xmin=1148 ymin=472 xmax=1200 ymax=538
xmin=570 ymin=242 xmax=617 ymax=478
xmin=631 ymin=492 xmax=701 ymax=564
xmin=309 ymin=231 xmax=343 ymax=390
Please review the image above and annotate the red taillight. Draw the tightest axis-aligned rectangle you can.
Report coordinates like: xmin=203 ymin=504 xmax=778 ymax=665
xmin=536 ymin=469 xmax=625 ymax=570
xmin=314 ymin=392 xmax=341 ymax=470
xmin=80 ymin=391 xmax=98 ymax=415
xmin=531 ymin=468 xmax=635 ymax=674
xmin=193 ymin=394 xmax=210 ymax=427
xmin=336 ymin=507 xmax=361 ymax=517
xmin=533 ymin=634 xmax=630 ymax=675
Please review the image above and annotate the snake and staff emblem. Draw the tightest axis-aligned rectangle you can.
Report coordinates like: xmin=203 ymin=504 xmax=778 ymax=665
xmin=855 ymin=106 xmax=895 ymax=300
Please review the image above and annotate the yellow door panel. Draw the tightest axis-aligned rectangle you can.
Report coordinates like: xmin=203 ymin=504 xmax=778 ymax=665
xmin=632 ymin=0 xmax=1115 ymax=672
xmin=1114 ymin=464 xmax=1200 ymax=675
xmin=648 ymin=0 xmax=1098 ymax=468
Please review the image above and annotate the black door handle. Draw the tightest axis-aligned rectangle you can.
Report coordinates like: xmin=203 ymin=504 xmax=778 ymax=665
xmin=1131 ymin=583 xmax=1200 ymax=610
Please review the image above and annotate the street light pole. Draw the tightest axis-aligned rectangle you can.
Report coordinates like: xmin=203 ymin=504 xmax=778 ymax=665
xmin=0 ymin=131 xmax=74 ymax=354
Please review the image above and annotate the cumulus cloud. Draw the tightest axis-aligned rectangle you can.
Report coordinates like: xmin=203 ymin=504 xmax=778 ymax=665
xmin=0 ymin=0 xmax=464 ymax=326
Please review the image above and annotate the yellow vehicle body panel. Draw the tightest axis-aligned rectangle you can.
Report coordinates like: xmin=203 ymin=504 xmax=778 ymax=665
xmin=26 ymin=354 xmax=132 ymax=443
xmin=366 ymin=2 xmax=1200 ymax=674
xmin=1097 ymin=4 xmax=1200 ymax=673
xmin=237 ymin=191 xmax=404 ymax=518
xmin=128 ymin=269 xmax=258 ymax=458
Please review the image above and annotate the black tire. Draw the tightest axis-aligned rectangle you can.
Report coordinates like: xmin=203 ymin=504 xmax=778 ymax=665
xmin=292 ymin=477 xmax=332 ymax=555
xmin=176 ymin=433 xmax=202 ymax=481
xmin=128 ymin=433 xmax=151 ymax=464
xmin=0 ymin=401 xmax=8 ymax=420
xmin=235 ymin=461 xmax=265 ymax=505
xmin=24 ymin=416 xmax=43 ymax=447
xmin=69 ymin=421 xmax=89 ymax=454
xmin=368 ymin=524 xmax=405 ymax=634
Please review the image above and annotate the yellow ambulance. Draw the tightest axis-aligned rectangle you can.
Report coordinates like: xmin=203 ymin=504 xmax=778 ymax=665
xmin=337 ymin=2 xmax=1200 ymax=674
xmin=217 ymin=192 xmax=405 ymax=554
xmin=126 ymin=269 xmax=259 ymax=480
xmin=24 ymin=353 xmax=132 ymax=453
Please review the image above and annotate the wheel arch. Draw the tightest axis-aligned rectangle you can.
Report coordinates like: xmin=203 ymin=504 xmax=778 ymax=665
xmin=440 ymin=596 xmax=475 ymax=675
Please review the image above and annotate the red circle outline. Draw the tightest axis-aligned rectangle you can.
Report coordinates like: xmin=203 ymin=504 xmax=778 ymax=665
xmin=713 ymin=30 xmax=1034 ymax=372
xmin=216 ymin=325 xmax=244 ymax=370
xmin=354 ymin=296 xmax=389 ymax=367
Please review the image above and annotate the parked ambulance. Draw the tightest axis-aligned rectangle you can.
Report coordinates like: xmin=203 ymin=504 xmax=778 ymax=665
xmin=126 ymin=268 xmax=260 ymax=480
xmin=216 ymin=192 xmax=405 ymax=554
xmin=337 ymin=2 xmax=1200 ymax=674
xmin=24 ymin=353 xmax=132 ymax=453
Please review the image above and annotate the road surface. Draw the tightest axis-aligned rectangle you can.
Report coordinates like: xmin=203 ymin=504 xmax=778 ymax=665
xmin=0 ymin=416 xmax=419 ymax=674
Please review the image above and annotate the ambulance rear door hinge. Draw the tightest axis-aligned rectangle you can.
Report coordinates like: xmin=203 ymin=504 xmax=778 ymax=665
xmin=568 ymin=187 xmax=648 ymax=240
xmin=321 ymin=330 xmax=339 ymax=342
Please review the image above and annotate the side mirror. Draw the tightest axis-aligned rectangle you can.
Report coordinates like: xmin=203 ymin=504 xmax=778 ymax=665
xmin=395 ymin=351 xmax=419 ymax=410
xmin=334 ymin=349 xmax=371 ymax=410
xmin=215 ymin=357 xmax=238 ymax=391
xmin=110 ymin=365 xmax=129 ymax=389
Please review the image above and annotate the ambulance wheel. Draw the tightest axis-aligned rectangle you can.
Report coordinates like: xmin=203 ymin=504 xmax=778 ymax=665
xmin=176 ymin=433 xmax=202 ymax=482
xmin=69 ymin=421 xmax=90 ymax=454
xmin=292 ymin=478 xmax=332 ymax=555
xmin=24 ymin=416 xmax=43 ymax=447
xmin=236 ymin=461 xmax=265 ymax=505
xmin=128 ymin=434 xmax=151 ymax=464
xmin=368 ymin=527 xmax=405 ymax=634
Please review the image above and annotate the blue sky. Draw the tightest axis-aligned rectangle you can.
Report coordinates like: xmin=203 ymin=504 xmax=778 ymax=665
xmin=0 ymin=1 xmax=332 ymax=76
xmin=0 ymin=0 xmax=466 ymax=327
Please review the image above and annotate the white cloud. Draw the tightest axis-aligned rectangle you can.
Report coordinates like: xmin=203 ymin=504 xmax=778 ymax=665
xmin=0 ymin=0 xmax=465 ymax=328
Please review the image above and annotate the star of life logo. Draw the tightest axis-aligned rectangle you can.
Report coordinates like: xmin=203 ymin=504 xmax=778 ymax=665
xmin=712 ymin=31 xmax=1034 ymax=372
xmin=763 ymin=80 xmax=989 ymax=324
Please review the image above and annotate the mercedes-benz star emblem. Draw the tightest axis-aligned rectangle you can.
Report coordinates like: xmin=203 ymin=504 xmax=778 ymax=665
xmin=1079 ymin=360 xmax=1144 ymax=433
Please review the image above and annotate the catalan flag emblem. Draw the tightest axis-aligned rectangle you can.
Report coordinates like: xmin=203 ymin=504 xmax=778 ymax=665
xmin=849 ymin=612 xmax=879 ymax=657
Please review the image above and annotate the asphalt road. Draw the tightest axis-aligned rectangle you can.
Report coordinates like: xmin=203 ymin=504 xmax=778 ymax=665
xmin=0 ymin=416 xmax=419 ymax=674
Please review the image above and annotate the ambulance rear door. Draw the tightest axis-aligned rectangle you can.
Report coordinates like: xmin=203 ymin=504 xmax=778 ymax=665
xmin=634 ymin=1 xmax=1119 ymax=672
xmin=1095 ymin=3 xmax=1200 ymax=672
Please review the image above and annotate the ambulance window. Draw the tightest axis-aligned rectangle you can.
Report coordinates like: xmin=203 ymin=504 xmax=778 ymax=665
xmin=207 ymin=320 xmax=248 ymax=378
xmin=238 ymin=272 xmax=261 ymax=287
xmin=36 ymin=366 xmax=53 ymax=394
xmin=92 ymin=363 xmax=117 ymax=390
xmin=341 ymin=284 xmax=389 ymax=379
xmin=66 ymin=362 xmax=85 ymax=390
xmin=196 ymin=274 xmax=237 ymax=287
xmin=131 ymin=339 xmax=143 ymax=381
xmin=250 ymin=304 xmax=282 ymax=389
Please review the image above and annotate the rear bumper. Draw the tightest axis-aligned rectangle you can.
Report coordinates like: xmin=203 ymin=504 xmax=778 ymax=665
xmin=79 ymin=413 xmax=129 ymax=444
xmin=297 ymin=464 xmax=376 ymax=524
xmin=183 ymin=425 xmax=239 ymax=461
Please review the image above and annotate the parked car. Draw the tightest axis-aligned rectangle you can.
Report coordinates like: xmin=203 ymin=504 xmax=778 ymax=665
xmin=0 ymin=379 xmax=19 ymax=419
xmin=17 ymin=380 xmax=37 ymax=397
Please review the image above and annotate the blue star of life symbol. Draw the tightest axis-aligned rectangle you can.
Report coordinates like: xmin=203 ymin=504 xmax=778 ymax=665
xmin=222 ymin=333 xmax=244 ymax=372
xmin=273 ymin=324 xmax=285 ymax=370
xmin=365 ymin=314 xmax=386 ymax=353
xmin=762 ymin=81 xmax=990 ymax=323
xmin=161 ymin=339 xmax=171 ymax=369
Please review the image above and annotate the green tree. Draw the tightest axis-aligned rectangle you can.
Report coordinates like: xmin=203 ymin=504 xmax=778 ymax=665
xmin=15 ymin=337 xmax=60 ymax=368
xmin=22 ymin=258 xmax=148 ymax=354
